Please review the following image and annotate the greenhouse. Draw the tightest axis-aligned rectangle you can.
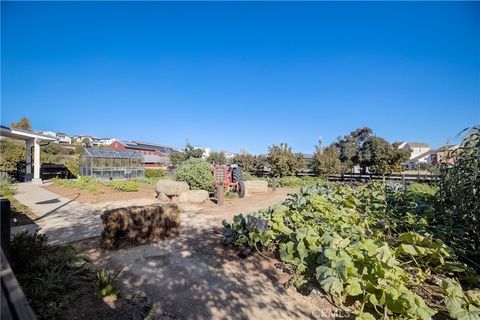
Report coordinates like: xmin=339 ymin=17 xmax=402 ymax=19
xmin=79 ymin=147 xmax=144 ymax=180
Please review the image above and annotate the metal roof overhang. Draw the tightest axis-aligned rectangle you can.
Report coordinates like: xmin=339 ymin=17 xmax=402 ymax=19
xmin=0 ymin=125 xmax=57 ymax=141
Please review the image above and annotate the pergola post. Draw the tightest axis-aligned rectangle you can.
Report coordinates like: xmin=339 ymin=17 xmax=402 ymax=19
xmin=25 ymin=139 xmax=33 ymax=181
xmin=32 ymin=138 xmax=42 ymax=184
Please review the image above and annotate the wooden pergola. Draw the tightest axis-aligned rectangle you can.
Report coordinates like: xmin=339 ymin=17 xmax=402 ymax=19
xmin=0 ymin=125 xmax=57 ymax=184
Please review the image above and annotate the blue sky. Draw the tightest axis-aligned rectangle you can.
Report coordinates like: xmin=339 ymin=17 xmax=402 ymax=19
xmin=1 ymin=2 xmax=479 ymax=154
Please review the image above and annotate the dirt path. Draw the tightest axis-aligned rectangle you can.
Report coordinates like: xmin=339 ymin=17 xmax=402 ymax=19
xmin=73 ymin=188 xmax=342 ymax=319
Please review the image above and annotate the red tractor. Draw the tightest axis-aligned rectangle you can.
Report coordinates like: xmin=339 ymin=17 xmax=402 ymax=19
xmin=212 ymin=164 xmax=245 ymax=198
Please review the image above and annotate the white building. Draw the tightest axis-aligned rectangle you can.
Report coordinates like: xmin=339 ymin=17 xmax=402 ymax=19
xmin=194 ymin=147 xmax=211 ymax=159
xmin=91 ymin=137 xmax=116 ymax=146
xmin=36 ymin=130 xmax=72 ymax=144
xmin=56 ymin=132 xmax=72 ymax=144
xmin=224 ymin=151 xmax=237 ymax=160
xmin=397 ymin=142 xmax=431 ymax=169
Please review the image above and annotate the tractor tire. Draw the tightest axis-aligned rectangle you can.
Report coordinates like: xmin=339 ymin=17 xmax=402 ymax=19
xmin=232 ymin=167 xmax=243 ymax=182
xmin=238 ymin=181 xmax=246 ymax=198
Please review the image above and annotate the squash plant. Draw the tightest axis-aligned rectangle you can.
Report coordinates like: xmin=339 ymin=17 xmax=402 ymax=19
xmin=223 ymin=181 xmax=480 ymax=319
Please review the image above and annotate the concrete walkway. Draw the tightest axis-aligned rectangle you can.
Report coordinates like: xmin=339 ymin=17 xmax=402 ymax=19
xmin=12 ymin=183 xmax=161 ymax=245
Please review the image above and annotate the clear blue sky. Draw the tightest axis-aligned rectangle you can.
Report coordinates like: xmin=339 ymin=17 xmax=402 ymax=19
xmin=1 ymin=2 xmax=479 ymax=154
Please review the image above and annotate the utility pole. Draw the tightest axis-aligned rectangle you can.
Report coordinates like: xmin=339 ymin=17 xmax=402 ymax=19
xmin=319 ymin=136 xmax=323 ymax=154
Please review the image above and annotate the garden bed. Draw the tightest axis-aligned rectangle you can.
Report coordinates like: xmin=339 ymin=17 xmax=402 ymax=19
xmin=43 ymin=181 xmax=156 ymax=203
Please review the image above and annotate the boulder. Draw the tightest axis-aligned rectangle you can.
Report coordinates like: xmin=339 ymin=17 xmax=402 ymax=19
xmin=155 ymin=180 xmax=189 ymax=197
xmin=244 ymin=180 xmax=268 ymax=196
xmin=178 ymin=190 xmax=210 ymax=204
xmin=157 ymin=192 xmax=170 ymax=202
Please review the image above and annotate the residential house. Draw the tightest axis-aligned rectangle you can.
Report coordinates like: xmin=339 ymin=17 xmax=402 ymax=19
xmin=73 ymin=135 xmax=93 ymax=144
xmin=397 ymin=142 xmax=431 ymax=169
xmin=428 ymin=145 xmax=459 ymax=166
xmin=35 ymin=130 xmax=72 ymax=144
xmin=56 ymin=133 xmax=72 ymax=144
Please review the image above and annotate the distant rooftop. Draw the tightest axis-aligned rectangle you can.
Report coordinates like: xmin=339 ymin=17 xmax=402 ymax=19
xmin=407 ymin=142 xmax=429 ymax=148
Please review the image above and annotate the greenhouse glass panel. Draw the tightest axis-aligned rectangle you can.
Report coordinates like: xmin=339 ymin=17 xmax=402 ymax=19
xmin=79 ymin=147 xmax=144 ymax=180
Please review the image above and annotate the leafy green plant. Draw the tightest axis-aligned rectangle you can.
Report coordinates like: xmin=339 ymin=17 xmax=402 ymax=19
xmin=225 ymin=190 xmax=239 ymax=199
xmin=0 ymin=172 xmax=15 ymax=197
xmin=95 ymin=267 xmax=123 ymax=297
xmin=10 ymin=231 xmax=91 ymax=320
xmin=223 ymin=181 xmax=480 ymax=319
xmin=175 ymin=158 xmax=214 ymax=193
xmin=145 ymin=168 xmax=165 ymax=179
xmin=442 ymin=278 xmax=480 ymax=320
xmin=102 ymin=180 xmax=139 ymax=192
xmin=437 ymin=126 xmax=480 ymax=266
xmin=53 ymin=176 xmax=102 ymax=194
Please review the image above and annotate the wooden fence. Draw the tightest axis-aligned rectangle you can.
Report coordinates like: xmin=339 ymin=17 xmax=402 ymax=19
xmin=255 ymin=168 xmax=439 ymax=183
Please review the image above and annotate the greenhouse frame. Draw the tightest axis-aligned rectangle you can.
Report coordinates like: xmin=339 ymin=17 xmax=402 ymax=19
xmin=79 ymin=147 xmax=144 ymax=180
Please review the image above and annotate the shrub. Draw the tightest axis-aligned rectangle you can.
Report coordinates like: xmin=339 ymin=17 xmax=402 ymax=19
xmin=267 ymin=143 xmax=305 ymax=177
xmin=175 ymin=158 xmax=214 ymax=193
xmin=100 ymin=203 xmax=181 ymax=249
xmin=145 ymin=168 xmax=165 ymax=179
xmin=62 ymin=156 xmax=80 ymax=178
xmin=408 ymin=182 xmax=438 ymax=202
xmin=10 ymin=231 xmax=91 ymax=320
xmin=53 ymin=176 xmax=102 ymax=194
xmin=95 ymin=268 xmax=123 ymax=297
xmin=103 ymin=180 xmax=139 ymax=192
xmin=274 ymin=176 xmax=326 ymax=188
xmin=0 ymin=173 xmax=15 ymax=197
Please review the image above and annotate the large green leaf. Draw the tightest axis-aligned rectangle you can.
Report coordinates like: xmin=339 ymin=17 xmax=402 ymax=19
xmin=319 ymin=276 xmax=344 ymax=297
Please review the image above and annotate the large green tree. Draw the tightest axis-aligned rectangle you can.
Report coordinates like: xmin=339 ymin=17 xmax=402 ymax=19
xmin=0 ymin=139 xmax=25 ymax=171
xmin=267 ymin=143 xmax=304 ymax=177
xmin=357 ymin=136 xmax=410 ymax=175
xmin=169 ymin=144 xmax=204 ymax=166
xmin=206 ymin=151 xmax=227 ymax=165
xmin=336 ymin=127 xmax=373 ymax=171
xmin=232 ymin=151 xmax=255 ymax=172
xmin=313 ymin=145 xmax=342 ymax=175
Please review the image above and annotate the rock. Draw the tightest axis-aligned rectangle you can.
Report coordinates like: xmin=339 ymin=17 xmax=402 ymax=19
xmin=157 ymin=192 xmax=170 ymax=202
xmin=155 ymin=180 xmax=189 ymax=197
xmin=178 ymin=190 xmax=209 ymax=203
xmin=244 ymin=180 xmax=268 ymax=195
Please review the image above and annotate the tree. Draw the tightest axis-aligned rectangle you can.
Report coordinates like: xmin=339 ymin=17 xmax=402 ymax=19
xmin=313 ymin=145 xmax=342 ymax=175
xmin=81 ymin=138 xmax=90 ymax=146
xmin=232 ymin=151 xmax=255 ymax=172
xmin=0 ymin=139 xmax=25 ymax=171
xmin=169 ymin=144 xmax=204 ymax=166
xmin=170 ymin=152 xmax=186 ymax=166
xmin=336 ymin=127 xmax=373 ymax=172
xmin=184 ymin=144 xmax=204 ymax=159
xmin=206 ymin=151 xmax=227 ymax=164
xmin=10 ymin=116 xmax=32 ymax=130
xmin=357 ymin=136 xmax=410 ymax=175
xmin=267 ymin=143 xmax=304 ymax=177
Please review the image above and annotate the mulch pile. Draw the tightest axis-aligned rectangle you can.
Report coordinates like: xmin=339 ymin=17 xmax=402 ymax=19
xmin=100 ymin=203 xmax=181 ymax=249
